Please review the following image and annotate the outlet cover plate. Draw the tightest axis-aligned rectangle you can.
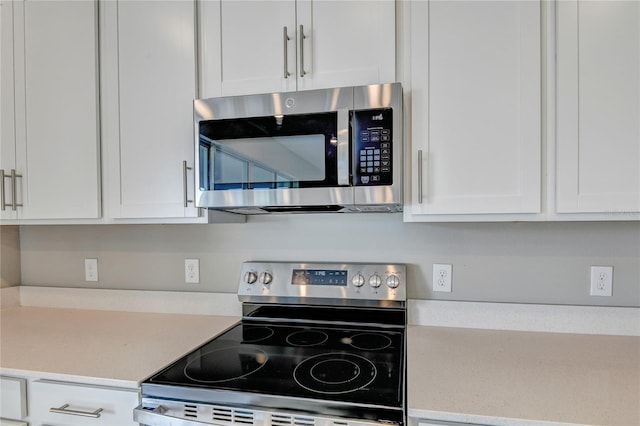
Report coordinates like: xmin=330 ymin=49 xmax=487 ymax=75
xmin=590 ymin=266 xmax=613 ymax=296
xmin=433 ymin=263 xmax=452 ymax=292
xmin=185 ymin=259 xmax=200 ymax=284
xmin=85 ymin=258 xmax=98 ymax=282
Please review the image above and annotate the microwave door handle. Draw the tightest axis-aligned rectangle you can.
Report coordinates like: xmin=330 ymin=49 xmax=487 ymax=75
xmin=337 ymin=111 xmax=350 ymax=186
xmin=337 ymin=143 xmax=349 ymax=185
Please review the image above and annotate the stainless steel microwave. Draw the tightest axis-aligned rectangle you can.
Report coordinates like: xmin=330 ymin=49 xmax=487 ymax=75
xmin=194 ymin=83 xmax=402 ymax=214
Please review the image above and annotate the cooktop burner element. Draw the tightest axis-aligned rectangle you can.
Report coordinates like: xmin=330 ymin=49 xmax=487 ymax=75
xmin=183 ymin=346 xmax=268 ymax=383
xmin=349 ymin=332 xmax=393 ymax=350
xmin=294 ymin=352 xmax=377 ymax=394
xmin=242 ymin=326 xmax=274 ymax=342
xmin=286 ymin=329 xmax=329 ymax=347
xmin=136 ymin=262 xmax=407 ymax=426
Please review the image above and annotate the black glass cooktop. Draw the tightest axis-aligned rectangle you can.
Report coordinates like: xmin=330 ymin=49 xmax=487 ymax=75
xmin=145 ymin=320 xmax=405 ymax=409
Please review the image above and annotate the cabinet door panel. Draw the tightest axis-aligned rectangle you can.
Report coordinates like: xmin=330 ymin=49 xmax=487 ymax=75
xmin=0 ymin=376 xmax=27 ymax=420
xmin=215 ymin=0 xmax=296 ymax=97
xmin=556 ymin=0 xmax=640 ymax=213
xmin=13 ymin=0 xmax=100 ymax=219
xmin=0 ymin=0 xmax=17 ymax=221
xmin=296 ymin=0 xmax=395 ymax=91
xmin=114 ymin=0 xmax=198 ymax=218
xmin=409 ymin=1 xmax=541 ymax=216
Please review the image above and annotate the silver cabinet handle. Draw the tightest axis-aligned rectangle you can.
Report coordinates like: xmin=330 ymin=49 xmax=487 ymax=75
xmin=417 ymin=150 xmax=423 ymax=204
xmin=283 ymin=26 xmax=291 ymax=79
xmin=299 ymin=24 xmax=307 ymax=77
xmin=50 ymin=403 xmax=103 ymax=418
xmin=1 ymin=169 xmax=6 ymax=210
xmin=183 ymin=160 xmax=194 ymax=207
xmin=10 ymin=169 xmax=22 ymax=210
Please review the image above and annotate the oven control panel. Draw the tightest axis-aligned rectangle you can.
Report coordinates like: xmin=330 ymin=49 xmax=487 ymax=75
xmin=238 ymin=261 xmax=406 ymax=304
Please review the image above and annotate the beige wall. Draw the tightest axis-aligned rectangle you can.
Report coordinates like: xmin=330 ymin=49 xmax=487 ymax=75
xmin=17 ymin=216 xmax=640 ymax=307
xmin=1 ymin=226 xmax=21 ymax=288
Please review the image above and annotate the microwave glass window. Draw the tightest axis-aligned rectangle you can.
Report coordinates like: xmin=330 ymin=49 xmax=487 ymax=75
xmin=212 ymin=135 xmax=325 ymax=188
xmin=199 ymin=112 xmax=339 ymax=190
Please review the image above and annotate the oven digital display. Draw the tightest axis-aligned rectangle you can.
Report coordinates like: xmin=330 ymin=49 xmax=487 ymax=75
xmin=291 ymin=269 xmax=348 ymax=286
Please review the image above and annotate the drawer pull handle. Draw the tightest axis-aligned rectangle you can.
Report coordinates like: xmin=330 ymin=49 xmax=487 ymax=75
xmin=50 ymin=403 xmax=103 ymax=418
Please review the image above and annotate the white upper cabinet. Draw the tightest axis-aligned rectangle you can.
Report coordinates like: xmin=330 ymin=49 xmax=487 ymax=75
xmin=199 ymin=0 xmax=396 ymax=98
xmin=102 ymin=0 xmax=200 ymax=220
xmin=404 ymin=0 xmax=542 ymax=220
xmin=1 ymin=0 xmax=17 ymax=221
xmin=1 ymin=0 xmax=101 ymax=221
xmin=555 ymin=0 xmax=640 ymax=215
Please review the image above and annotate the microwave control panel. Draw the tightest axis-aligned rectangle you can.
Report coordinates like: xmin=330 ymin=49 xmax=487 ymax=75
xmin=352 ymin=108 xmax=393 ymax=186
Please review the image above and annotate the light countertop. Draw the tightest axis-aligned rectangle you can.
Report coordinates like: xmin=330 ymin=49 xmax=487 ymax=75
xmin=408 ymin=325 xmax=640 ymax=426
xmin=2 ymin=301 xmax=639 ymax=425
xmin=0 ymin=306 xmax=239 ymax=388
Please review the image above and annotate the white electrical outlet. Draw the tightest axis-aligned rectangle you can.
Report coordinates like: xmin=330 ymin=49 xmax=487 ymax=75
xmin=185 ymin=259 xmax=200 ymax=284
xmin=432 ymin=263 xmax=452 ymax=292
xmin=590 ymin=266 xmax=613 ymax=296
xmin=85 ymin=258 xmax=98 ymax=282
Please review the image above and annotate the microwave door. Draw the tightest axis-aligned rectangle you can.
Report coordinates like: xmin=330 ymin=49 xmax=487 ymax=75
xmin=197 ymin=112 xmax=353 ymax=209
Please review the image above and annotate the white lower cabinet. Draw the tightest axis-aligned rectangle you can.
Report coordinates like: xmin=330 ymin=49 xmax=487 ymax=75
xmin=0 ymin=376 xmax=27 ymax=423
xmin=30 ymin=379 xmax=139 ymax=426
xmin=0 ymin=375 xmax=139 ymax=426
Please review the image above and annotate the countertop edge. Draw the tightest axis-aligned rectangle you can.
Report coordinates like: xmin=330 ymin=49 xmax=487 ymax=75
xmin=407 ymin=409 xmax=588 ymax=426
xmin=0 ymin=366 xmax=141 ymax=390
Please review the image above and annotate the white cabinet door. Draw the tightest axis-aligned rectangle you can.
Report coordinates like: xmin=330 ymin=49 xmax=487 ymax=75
xmin=295 ymin=0 xmax=395 ymax=92
xmin=556 ymin=0 xmax=640 ymax=214
xmin=200 ymin=0 xmax=395 ymax=99
xmin=0 ymin=376 xmax=27 ymax=421
xmin=405 ymin=0 xmax=541 ymax=220
xmin=103 ymin=0 xmax=199 ymax=219
xmin=7 ymin=0 xmax=100 ymax=220
xmin=0 ymin=0 xmax=17 ymax=221
xmin=201 ymin=0 xmax=296 ymax=98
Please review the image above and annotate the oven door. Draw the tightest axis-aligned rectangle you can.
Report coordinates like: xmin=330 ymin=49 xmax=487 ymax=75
xmin=194 ymin=89 xmax=353 ymax=211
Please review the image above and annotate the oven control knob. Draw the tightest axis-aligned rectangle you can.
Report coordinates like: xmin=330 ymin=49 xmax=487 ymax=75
xmin=260 ymin=272 xmax=273 ymax=285
xmin=352 ymin=273 xmax=365 ymax=287
xmin=386 ymin=275 xmax=400 ymax=289
xmin=369 ymin=274 xmax=382 ymax=288
xmin=244 ymin=271 xmax=258 ymax=285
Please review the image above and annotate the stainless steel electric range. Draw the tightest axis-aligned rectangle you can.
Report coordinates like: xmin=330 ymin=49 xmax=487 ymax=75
xmin=134 ymin=261 xmax=407 ymax=426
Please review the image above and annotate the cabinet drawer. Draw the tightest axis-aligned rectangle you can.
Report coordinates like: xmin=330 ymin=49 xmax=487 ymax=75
xmin=31 ymin=379 xmax=139 ymax=426
xmin=0 ymin=376 xmax=27 ymax=420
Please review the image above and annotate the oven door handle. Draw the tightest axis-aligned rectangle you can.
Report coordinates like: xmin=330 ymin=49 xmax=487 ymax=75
xmin=134 ymin=404 xmax=209 ymax=426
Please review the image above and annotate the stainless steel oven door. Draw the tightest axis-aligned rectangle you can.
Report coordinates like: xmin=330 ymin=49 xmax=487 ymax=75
xmin=135 ymin=404 xmax=205 ymax=426
xmin=134 ymin=400 xmax=403 ymax=426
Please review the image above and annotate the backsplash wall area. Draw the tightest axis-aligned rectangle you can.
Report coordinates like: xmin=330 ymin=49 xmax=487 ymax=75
xmin=17 ymin=215 xmax=640 ymax=307
xmin=1 ymin=226 xmax=21 ymax=288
